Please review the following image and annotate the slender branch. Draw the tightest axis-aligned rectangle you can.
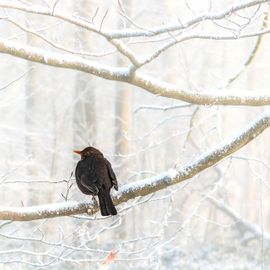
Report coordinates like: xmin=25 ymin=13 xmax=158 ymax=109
xmin=1 ymin=37 xmax=270 ymax=106
xmin=139 ymin=28 xmax=270 ymax=67
xmin=133 ymin=104 xmax=192 ymax=113
xmin=0 ymin=1 xmax=104 ymax=37
xmin=117 ymin=0 xmax=153 ymax=33
xmin=0 ymin=0 xmax=267 ymax=39
xmin=4 ymin=17 xmax=116 ymax=57
xmin=0 ymin=67 xmax=32 ymax=90
xmin=209 ymin=196 xmax=270 ymax=246
xmin=0 ymin=0 xmax=268 ymax=70
xmin=0 ymin=111 xmax=270 ymax=221
xmin=219 ymin=6 xmax=270 ymax=88
xmin=109 ymin=0 xmax=268 ymax=38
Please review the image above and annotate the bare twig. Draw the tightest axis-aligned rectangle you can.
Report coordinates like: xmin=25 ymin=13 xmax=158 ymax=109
xmin=99 ymin=8 xmax=109 ymax=32
xmin=208 ymin=196 xmax=270 ymax=247
xmin=219 ymin=5 xmax=270 ymax=89
xmin=51 ymin=0 xmax=60 ymax=15
xmin=0 ymin=68 xmax=32 ymax=91
xmin=134 ymin=104 xmax=192 ymax=113
xmin=5 ymin=17 xmax=116 ymax=57
xmin=91 ymin=7 xmax=99 ymax=24
xmin=0 ymin=0 xmax=267 ymax=39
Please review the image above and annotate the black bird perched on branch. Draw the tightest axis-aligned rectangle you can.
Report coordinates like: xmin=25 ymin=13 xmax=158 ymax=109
xmin=74 ymin=146 xmax=118 ymax=216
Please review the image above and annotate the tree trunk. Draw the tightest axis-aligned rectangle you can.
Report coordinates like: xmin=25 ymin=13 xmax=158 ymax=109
xmin=73 ymin=2 xmax=96 ymax=150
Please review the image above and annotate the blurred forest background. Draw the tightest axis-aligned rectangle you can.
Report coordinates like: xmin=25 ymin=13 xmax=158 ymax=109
xmin=0 ymin=0 xmax=270 ymax=269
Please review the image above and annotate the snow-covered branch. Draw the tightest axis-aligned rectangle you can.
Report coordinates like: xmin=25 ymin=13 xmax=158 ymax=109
xmin=140 ymin=28 xmax=270 ymax=67
xmin=0 ymin=0 xmax=267 ymax=38
xmin=0 ymin=1 xmax=268 ymax=106
xmin=1 ymin=37 xmax=270 ymax=106
xmin=0 ymin=111 xmax=270 ymax=221
xmin=0 ymin=38 xmax=131 ymax=81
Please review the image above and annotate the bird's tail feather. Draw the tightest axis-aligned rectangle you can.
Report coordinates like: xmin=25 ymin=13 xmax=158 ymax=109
xmin=98 ymin=191 xmax=117 ymax=216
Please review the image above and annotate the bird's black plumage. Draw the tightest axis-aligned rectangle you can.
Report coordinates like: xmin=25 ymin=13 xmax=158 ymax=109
xmin=74 ymin=147 xmax=118 ymax=216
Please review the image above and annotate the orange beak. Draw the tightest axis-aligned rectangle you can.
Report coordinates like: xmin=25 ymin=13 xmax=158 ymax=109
xmin=73 ymin=150 xmax=81 ymax=155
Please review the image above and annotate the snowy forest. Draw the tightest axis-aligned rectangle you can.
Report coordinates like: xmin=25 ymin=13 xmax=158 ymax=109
xmin=0 ymin=0 xmax=270 ymax=269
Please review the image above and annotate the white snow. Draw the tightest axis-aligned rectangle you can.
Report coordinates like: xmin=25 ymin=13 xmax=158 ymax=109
xmin=0 ymin=200 xmax=91 ymax=216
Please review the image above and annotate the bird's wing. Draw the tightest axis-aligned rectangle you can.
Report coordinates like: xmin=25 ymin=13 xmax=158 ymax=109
xmin=80 ymin=174 xmax=99 ymax=195
xmin=105 ymin=159 xmax=118 ymax=191
xmin=75 ymin=160 xmax=100 ymax=194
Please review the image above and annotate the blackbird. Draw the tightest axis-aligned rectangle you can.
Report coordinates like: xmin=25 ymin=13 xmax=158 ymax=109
xmin=74 ymin=146 xmax=118 ymax=216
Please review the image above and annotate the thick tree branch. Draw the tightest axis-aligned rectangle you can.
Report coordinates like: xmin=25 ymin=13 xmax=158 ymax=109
xmin=0 ymin=38 xmax=131 ymax=81
xmin=0 ymin=111 xmax=270 ymax=221
xmin=132 ymin=72 xmax=270 ymax=106
xmin=1 ymin=38 xmax=270 ymax=106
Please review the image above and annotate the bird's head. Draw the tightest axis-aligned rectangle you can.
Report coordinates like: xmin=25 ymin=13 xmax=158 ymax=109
xmin=73 ymin=146 xmax=104 ymax=159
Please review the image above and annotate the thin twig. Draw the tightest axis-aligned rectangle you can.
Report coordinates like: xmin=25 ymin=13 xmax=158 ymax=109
xmin=0 ymin=68 xmax=33 ymax=91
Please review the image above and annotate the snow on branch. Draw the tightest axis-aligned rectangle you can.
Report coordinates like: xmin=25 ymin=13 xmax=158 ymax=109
xmin=0 ymin=201 xmax=96 ymax=222
xmin=1 ymin=37 xmax=270 ymax=106
xmin=0 ymin=38 xmax=131 ymax=81
xmin=0 ymin=0 xmax=267 ymax=39
xmin=0 ymin=111 xmax=270 ymax=221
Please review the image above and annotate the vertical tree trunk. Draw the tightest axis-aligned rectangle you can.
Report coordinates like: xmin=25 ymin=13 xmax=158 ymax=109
xmin=73 ymin=2 xmax=96 ymax=150
xmin=25 ymin=48 xmax=38 ymax=178
xmin=113 ymin=1 xmax=133 ymax=243
xmin=24 ymin=17 xmax=43 ymax=206
xmin=114 ymin=86 xmax=130 ymax=177
xmin=113 ymin=0 xmax=134 ymax=179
